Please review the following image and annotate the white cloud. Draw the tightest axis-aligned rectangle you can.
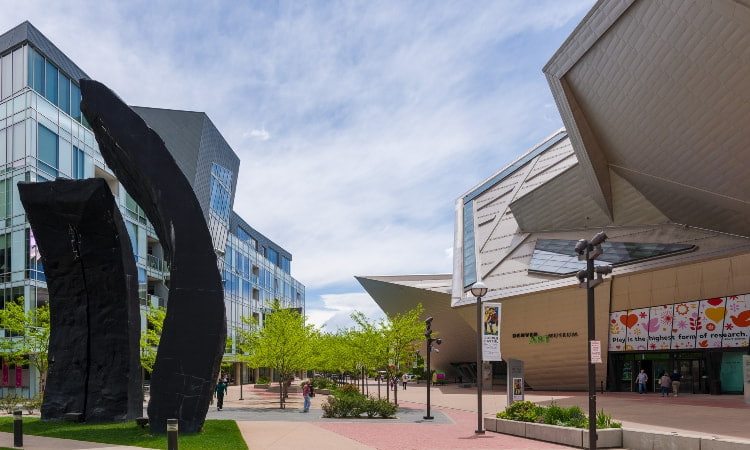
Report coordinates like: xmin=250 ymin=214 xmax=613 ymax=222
xmin=244 ymin=129 xmax=270 ymax=141
xmin=306 ymin=292 xmax=386 ymax=331
xmin=1 ymin=0 xmax=597 ymax=332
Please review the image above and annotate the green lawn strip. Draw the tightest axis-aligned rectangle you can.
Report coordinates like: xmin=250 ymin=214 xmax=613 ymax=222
xmin=0 ymin=418 xmax=247 ymax=449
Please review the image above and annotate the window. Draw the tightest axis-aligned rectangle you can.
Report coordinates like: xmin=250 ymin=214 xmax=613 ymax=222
xmin=58 ymin=71 xmax=70 ymax=115
xmin=37 ymin=124 xmax=58 ymax=177
xmin=529 ymin=239 xmax=696 ymax=276
xmin=29 ymin=47 xmax=44 ymax=93
xmin=267 ymin=248 xmax=279 ymax=266
xmin=44 ymin=60 xmax=58 ymax=105
xmin=0 ymin=233 xmax=11 ymax=282
xmin=73 ymin=146 xmax=84 ymax=179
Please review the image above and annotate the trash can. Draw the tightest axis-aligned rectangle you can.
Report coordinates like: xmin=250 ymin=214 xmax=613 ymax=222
xmin=709 ymin=379 xmax=722 ymax=395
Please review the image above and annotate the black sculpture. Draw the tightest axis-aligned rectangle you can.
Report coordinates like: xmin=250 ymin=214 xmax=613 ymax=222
xmin=80 ymin=79 xmax=226 ymax=434
xmin=18 ymin=178 xmax=142 ymax=422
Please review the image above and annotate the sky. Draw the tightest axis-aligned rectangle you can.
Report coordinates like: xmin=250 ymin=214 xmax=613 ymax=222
xmin=2 ymin=0 xmax=596 ymax=331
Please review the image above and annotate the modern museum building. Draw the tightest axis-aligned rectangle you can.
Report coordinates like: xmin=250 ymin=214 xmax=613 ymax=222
xmin=358 ymin=0 xmax=750 ymax=394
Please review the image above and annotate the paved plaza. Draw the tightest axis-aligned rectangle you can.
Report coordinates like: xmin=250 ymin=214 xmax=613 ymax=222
xmin=1 ymin=380 xmax=749 ymax=449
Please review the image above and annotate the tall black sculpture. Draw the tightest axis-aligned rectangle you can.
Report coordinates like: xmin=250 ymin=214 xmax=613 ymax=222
xmin=18 ymin=178 xmax=142 ymax=422
xmin=80 ymin=79 xmax=226 ymax=434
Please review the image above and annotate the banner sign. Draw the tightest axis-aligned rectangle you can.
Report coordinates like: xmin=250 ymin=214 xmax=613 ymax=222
xmin=482 ymin=303 xmax=502 ymax=361
xmin=609 ymin=294 xmax=750 ymax=352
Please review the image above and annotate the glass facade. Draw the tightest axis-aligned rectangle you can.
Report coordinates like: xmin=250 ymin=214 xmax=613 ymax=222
xmin=529 ymin=239 xmax=696 ymax=276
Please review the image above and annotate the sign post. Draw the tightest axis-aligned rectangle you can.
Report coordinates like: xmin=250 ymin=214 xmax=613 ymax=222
xmin=507 ymin=359 xmax=524 ymax=406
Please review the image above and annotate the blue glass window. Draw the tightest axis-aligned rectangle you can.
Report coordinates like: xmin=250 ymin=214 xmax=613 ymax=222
xmin=70 ymin=83 xmax=81 ymax=123
xmin=44 ymin=60 xmax=58 ymax=105
xmin=529 ymin=239 xmax=696 ymax=276
xmin=58 ymin=72 xmax=70 ymax=115
xmin=462 ymin=201 xmax=476 ymax=288
xmin=37 ymin=124 xmax=58 ymax=177
xmin=29 ymin=48 xmax=44 ymax=94
xmin=267 ymin=247 xmax=279 ymax=266
xmin=73 ymin=146 xmax=84 ymax=179
xmin=281 ymin=256 xmax=290 ymax=273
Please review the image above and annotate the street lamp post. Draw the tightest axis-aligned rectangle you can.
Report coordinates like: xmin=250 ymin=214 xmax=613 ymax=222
xmin=239 ymin=363 xmax=244 ymax=400
xmin=471 ymin=281 xmax=488 ymax=434
xmin=574 ymin=232 xmax=612 ymax=450
xmin=423 ymin=317 xmax=441 ymax=420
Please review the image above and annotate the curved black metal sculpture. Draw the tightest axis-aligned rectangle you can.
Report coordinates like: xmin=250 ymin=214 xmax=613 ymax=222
xmin=80 ymin=79 xmax=226 ymax=434
xmin=18 ymin=178 xmax=142 ymax=423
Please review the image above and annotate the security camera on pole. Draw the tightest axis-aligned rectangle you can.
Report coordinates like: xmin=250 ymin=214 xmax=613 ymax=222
xmin=574 ymin=231 xmax=612 ymax=450
xmin=423 ymin=317 xmax=441 ymax=420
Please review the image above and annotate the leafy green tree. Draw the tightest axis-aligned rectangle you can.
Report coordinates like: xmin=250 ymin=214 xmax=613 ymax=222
xmin=381 ymin=303 xmax=425 ymax=405
xmin=139 ymin=303 xmax=165 ymax=374
xmin=235 ymin=300 xmax=317 ymax=408
xmin=0 ymin=297 xmax=50 ymax=394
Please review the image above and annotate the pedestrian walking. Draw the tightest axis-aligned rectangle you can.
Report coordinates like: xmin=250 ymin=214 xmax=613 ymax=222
xmin=670 ymin=370 xmax=681 ymax=397
xmin=660 ymin=372 xmax=672 ymax=397
xmin=215 ymin=379 xmax=228 ymax=410
xmin=402 ymin=373 xmax=408 ymax=390
xmin=636 ymin=369 xmax=648 ymax=394
xmin=302 ymin=380 xmax=312 ymax=412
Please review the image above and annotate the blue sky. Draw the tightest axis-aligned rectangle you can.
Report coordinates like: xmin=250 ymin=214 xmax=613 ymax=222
xmin=3 ymin=0 xmax=595 ymax=331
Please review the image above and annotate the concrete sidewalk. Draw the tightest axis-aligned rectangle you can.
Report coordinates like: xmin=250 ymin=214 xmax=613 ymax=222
xmin=2 ymin=381 xmax=748 ymax=449
xmin=219 ymin=380 xmax=750 ymax=449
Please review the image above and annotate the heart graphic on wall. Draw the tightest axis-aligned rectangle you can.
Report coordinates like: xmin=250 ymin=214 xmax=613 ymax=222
xmin=620 ymin=314 xmax=638 ymax=328
xmin=706 ymin=298 xmax=723 ymax=306
xmin=705 ymin=307 xmax=726 ymax=323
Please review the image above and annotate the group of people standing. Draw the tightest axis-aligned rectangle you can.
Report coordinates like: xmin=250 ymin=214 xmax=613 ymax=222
xmin=636 ymin=369 xmax=681 ymax=397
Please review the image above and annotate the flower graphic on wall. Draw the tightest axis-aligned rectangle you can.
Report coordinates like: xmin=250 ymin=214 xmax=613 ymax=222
xmin=676 ymin=303 xmax=689 ymax=315
xmin=689 ymin=313 xmax=702 ymax=331
xmin=706 ymin=323 xmax=716 ymax=331
xmin=677 ymin=319 xmax=687 ymax=329
xmin=633 ymin=328 xmax=641 ymax=335
xmin=660 ymin=313 xmax=673 ymax=326
xmin=639 ymin=311 xmax=647 ymax=318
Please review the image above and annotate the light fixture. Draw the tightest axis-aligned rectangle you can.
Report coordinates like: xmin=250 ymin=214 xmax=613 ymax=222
xmin=471 ymin=281 xmax=488 ymax=298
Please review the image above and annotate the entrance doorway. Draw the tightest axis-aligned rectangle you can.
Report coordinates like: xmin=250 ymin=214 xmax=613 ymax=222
xmin=675 ymin=359 xmax=704 ymax=394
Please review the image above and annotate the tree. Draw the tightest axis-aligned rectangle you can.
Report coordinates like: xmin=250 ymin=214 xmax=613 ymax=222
xmin=383 ymin=304 xmax=425 ymax=405
xmin=0 ymin=296 xmax=50 ymax=395
xmin=235 ymin=300 xmax=317 ymax=408
xmin=139 ymin=303 xmax=166 ymax=374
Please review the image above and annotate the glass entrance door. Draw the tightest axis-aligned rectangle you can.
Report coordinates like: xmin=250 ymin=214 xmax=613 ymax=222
xmin=676 ymin=359 xmax=703 ymax=394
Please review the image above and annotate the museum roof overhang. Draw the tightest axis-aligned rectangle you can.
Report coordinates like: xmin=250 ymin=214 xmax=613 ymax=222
xmin=541 ymin=0 xmax=750 ymax=238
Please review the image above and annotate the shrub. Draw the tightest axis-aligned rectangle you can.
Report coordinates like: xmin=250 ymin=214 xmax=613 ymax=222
xmin=373 ymin=397 xmax=397 ymax=418
xmin=320 ymin=392 xmax=367 ymax=417
xmin=337 ymin=383 xmax=360 ymax=396
xmin=596 ymin=409 xmax=622 ymax=429
xmin=498 ymin=401 xmax=620 ymax=429
xmin=312 ymin=378 xmax=336 ymax=390
xmin=23 ymin=393 xmax=43 ymax=414
xmin=497 ymin=401 xmax=542 ymax=422
xmin=0 ymin=392 xmax=21 ymax=414
xmin=256 ymin=376 xmax=270 ymax=385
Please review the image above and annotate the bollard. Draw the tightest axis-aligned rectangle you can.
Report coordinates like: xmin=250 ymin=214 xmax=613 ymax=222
xmin=13 ymin=410 xmax=22 ymax=448
xmin=167 ymin=418 xmax=178 ymax=450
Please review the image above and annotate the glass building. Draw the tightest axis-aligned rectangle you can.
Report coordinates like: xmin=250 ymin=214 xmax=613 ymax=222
xmin=0 ymin=21 xmax=304 ymax=395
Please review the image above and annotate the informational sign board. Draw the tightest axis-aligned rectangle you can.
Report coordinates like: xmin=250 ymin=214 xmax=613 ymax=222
xmin=608 ymin=295 xmax=750 ymax=352
xmin=512 ymin=377 xmax=524 ymax=401
xmin=507 ymin=358 xmax=524 ymax=406
xmin=482 ymin=303 xmax=502 ymax=361
xmin=590 ymin=340 xmax=602 ymax=364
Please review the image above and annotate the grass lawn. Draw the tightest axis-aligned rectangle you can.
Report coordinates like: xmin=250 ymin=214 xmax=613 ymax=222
xmin=0 ymin=417 xmax=248 ymax=449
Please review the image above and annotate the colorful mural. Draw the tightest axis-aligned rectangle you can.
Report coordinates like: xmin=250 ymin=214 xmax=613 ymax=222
xmin=608 ymin=295 xmax=750 ymax=352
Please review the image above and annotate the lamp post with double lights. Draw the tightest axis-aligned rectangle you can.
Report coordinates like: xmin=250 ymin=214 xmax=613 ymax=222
xmin=423 ymin=317 xmax=441 ymax=420
xmin=574 ymin=232 xmax=612 ymax=450
xmin=471 ymin=281 xmax=488 ymax=434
